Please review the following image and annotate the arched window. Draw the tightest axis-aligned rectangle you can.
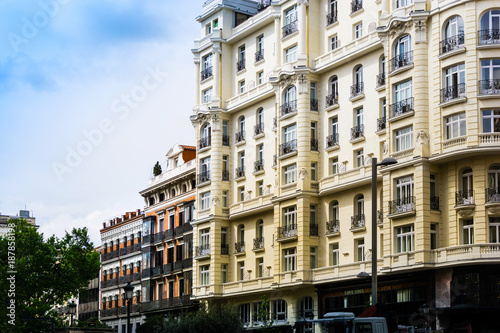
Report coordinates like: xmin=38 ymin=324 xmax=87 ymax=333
xmin=327 ymin=76 xmax=338 ymax=106
xmin=460 ymin=168 xmax=474 ymax=204
xmin=283 ymin=85 xmax=297 ymax=108
xmin=149 ymin=197 xmax=155 ymax=206
xmin=442 ymin=16 xmax=464 ymax=53
xmin=238 ymin=224 xmax=245 ymax=243
xmin=256 ymin=220 xmax=264 ymax=239
xmin=378 ymin=55 xmax=386 ymax=87
xmin=479 ymin=10 xmax=500 ymax=44
xmin=355 ymin=194 xmax=364 ymax=220
xmin=159 ymin=193 xmax=165 ymax=202
xmin=200 ymin=123 xmax=211 ymax=149
xmin=171 ymin=189 xmax=176 ymax=197
xmin=393 ymin=35 xmax=412 ymax=70
xmin=488 ymin=165 xmax=500 ymax=201
xmin=182 ymin=184 xmax=187 ymax=193
xmin=331 ymin=200 xmax=339 ymax=221
xmin=256 ymin=108 xmax=264 ymax=135
xmin=299 ymin=296 xmax=314 ymax=320
xmin=352 ymin=65 xmax=363 ymax=96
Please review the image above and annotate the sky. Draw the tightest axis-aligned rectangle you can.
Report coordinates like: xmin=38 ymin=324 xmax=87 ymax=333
xmin=0 ymin=0 xmax=204 ymax=245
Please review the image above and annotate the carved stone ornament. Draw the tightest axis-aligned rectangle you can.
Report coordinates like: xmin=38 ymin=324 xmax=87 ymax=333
xmin=211 ymin=113 xmax=220 ymax=131
xmin=244 ymin=191 xmax=252 ymax=201
xmin=279 ymin=74 xmax=296 ymax=88
xmin=414 ymin=20 xmax=427 ymax=44
xmin=275 ymin=174 xmax=279 ymax=188
xmin=297 ymin=0 xmax=309 ymax=6
xmin=383 ymin=141 xmax=389 ymax=156
xmin=364 ymin=156 xmax=373 ymax=166
xmin=458 ymin=209 xmax=474 ymax=217
xmin=212 ymin=46 xmax=222 ymax=54
xmin=299 ymin=167 xmax=309 ymax=180
xmin=488 ymin=206 xmax=500 ymax=215
xmin=212 ymin=195 xmax=220 ymax=206
xmin=248 ymin=80 xmax=256 ymax=90
xmin=388 ymin=20 xmax=413 ymax=38
xmin=416 ymin=130 xmax=429 ymax=145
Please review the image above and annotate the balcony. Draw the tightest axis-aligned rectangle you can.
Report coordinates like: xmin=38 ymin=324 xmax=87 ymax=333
xmin=350 ymin=125 xmax=364 ymax=141
xmin=440 ymin=33 xmax=465 ymax=54
xmin=142 ymin=234 xmax=151 ymax=244
xmin=141 ymin=295 xmax=195 ymax=313
xmin=153 ymin=231 xmax=164 ymax=243
xmin=234 ymin=241 xmax=245 ymax=254
xmin=253 ymin=237 xmax=264 ymax=251
xmin=119 ymin=274 xmax=133 ymax=284
xmin=237 ymin=59 xmax=246 ymax=72
xmin=325 ymin=94 xmax=338 ymax=108
xmin=478 ymin=29 xmax=500 ymax=45
xmin=254 ymin=123 xmax=264 ymax=136
xmin=389 ymin=97 xmax=414 ymax=119
xmin=277 ymin=224 xmax=297 ymax=241
xmin=151 ymin=265 xmax=163 ymax=277
xmin=486 ymin=188 xmax=500 ymax=203
xmin=326 ymin=11 xmax=338 ymax=26
xmin=440 ymin=83 xmax=466 ymax=103
xmin=279 ymin=139 xmax=298 ymax=156
xmin=175 ymin=222 xmax=192 ymax=236
xmin=326 ymin=220 xmax=339 ymax=235
xmin=222 ymin=170 xmax=230 ymax=181
xmin=310 ymin=99 xmax=318 ymax=111
xmin=134 ymin=272 xmax=141 ymax=281
xmin=350 ymin=214 xmax=365 ymax=230
xmin=221 ymin=244 xmax=229 ymax=255
xmin=142 ymin=268 xmax=152 ymax=278
xmin=280 ymin=100 xmax=297 ymax=117
xmin=222 ymin=135 xmax=230 ymax=146
xmin=254 ymin=160 xmax=264 ymax=173
xmin=388 ymin=196 xmax=416 ymax=215
xmin=257 ymin=0 xmax=272 ymax=11
xmin=164 ymin=263 xmax=173 ymax=274
xmin=430 ymin=196 xmax=440 ymax=211
xmin=310 ymin=223 xmax=318 ymax=236
xmin=326 ymin=133 xmax=339 ymax=148
xmin=100 ymin=307 xmax=118 ymax=318
xmin=350 ymin=82 xmax=364 ymax=99
xmin=197 ymin=171 xmax=211 ymax=185
xmin=235 ymin=131 xmax=245 ymax=144
xmin=235 ymin=166 xmax=245 ymax=179
xmin=198 ymin=136 xmax=211 ymax=150
xmin=350 ymin=0 xmax=362 ymax=14
xmin=455 ymin=190 xmax=474 ymax=206
xmin=478 ymin=79 xmax=500 ymax=96
xmin=174 ymin=260 xmax=183 ymax=271
xmin=101 ymin=278 xmax=117 ymax=288
xmin=255 ymin=49 xmax=264 ymax=62
xmin=164 ymin=228 xmax=174 ymax=240
xmin=377 ymin=117 xmax=386 ymax=132
xmin=200 ymin=66 xmax=213 ymax=81
xmin=195 ymin=244 xmax=210 ymax=258
xmin=282 ymin=20 xmax=298 ymax=38
xmin=390 ymin=51 xmax=413 ymax=73
xmin=376 ymin=73 xmax=385 ymax=88
xmin=102 ymin=250 xmax=119 ymax=262
xmin=311 ymin=139 xmax=318 ymax=151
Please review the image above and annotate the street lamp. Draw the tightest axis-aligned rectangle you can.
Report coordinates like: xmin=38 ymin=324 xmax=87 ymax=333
xmin=68 ymin=301 xmax=77 ymax=327
xmin=124 ymin=282 xmax=134 ymax=333
xmin=371 ymin=157 xmax=397 ymax=306
xmin=422 ymin=303 xmax=429 ymax=332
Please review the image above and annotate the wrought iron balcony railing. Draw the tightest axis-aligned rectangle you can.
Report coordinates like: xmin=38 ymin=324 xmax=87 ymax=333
xmin=350 ymin=125 xmax=364 ymax=140
xmin=253 ymin=237 xmax=264 ymax=250
xmin=326 ymin=220 xmax=339 ymax=234
xmin=390 ymin=50 xmax=413 ymax=72
xmin=282 ymin=20 xmax=298 ymax=38
xmin=281 ymin=100 xmax=297 ymax=117
xmin=195 ymin=244 xmax=210 ymax=257
xmin=222 ymin=135 xmax=230 ymax=146
xmin=235 ymin=241 xmax=245 ymax=253
xmin=254 ymin=123 xmax=264 ymax=136
xmin=486 ymin=188 xmax=500 ymax=203
xmin=257 ymin=0 xmax=272 ymax=11
xmin=389 ymin=97 xmax=414 ymax=118
xmin=277 ymin=224 xmax=297 ymax=239
xmin=326 ymin=11 xmax=338 ymax=25
xmin=254 ymin=160 xmax=264 ymax=173
xmin=326 ymin=133 xmax=339 ymax=147
xmin=222 ymin=170 xmax=229 ymax=181
xmin=279 ymin=139 xmax=298 ymax=156
xmin=377 ymin=117 xmax=386 ymax=131
xmin=351 ymin=214 xmax=365 ymax=229
xmin=478 ymin=29 xmax=500 ymax=45
xmin=478 ymin=79 xmax=500 ymax=95
xmin=235 ymin=130 xmax=245 ymax=143
xmin=200 ymin=66 xmax=213 ymax=81
xmin=237 ymin=59 xmax=246 ymax=72
xmin=221 ymin=243 xmax=229 ymax=255
xmin=455 ymin=190 xmax=474 ymax=206
xmin=350 ymin=82 xmax=364 ymax=98
xmin=272 ymin=154 xmax=277 ymax=167
xmin=377 ymin=210 xmax=383 ymax=225
xmin=310 ymin=99 xmax=318 ymax=111
xmin=376 ymin=73 xmax=385 ymax=88
xmin=440 ymin=83 xmax=466 ymax=103
xmin=351 ymin=0 xmax=362 ymax=14
xmin=440 ymin=33 xmax=465 ymax=54
xmin=255 ymin=49 xmax=264 ymax=62
xmin=389 ymin=196 xmax=416 ymax=214
xmin=198 ymin=136 xmax=211 ymax=149
xmin=430 ymin=196 xmax=440 ymax=210
xmin=310 ymin=223 xmax=319 ymax=236
xmin=311 ymin=139 xmax=318 ymax=151
xmin=235 ymin=166 xmax=245 ymax=179
xmin=325 ymin=93 xmax=338 ymax=107
xmin=197 ymin=171 xmax=210 ymax=184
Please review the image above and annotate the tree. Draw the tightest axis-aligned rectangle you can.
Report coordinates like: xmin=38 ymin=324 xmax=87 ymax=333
xmin=256 ymin=295 xmax=279 ymax=333
xmin=0 ymin=219 xmax=101 ymax=332
xmin=153 ymin=161 xmax=162 ymax=176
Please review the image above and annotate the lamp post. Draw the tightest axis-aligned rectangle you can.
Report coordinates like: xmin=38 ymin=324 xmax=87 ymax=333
xmin=371 ymin=157 xmax=397 ymax=306
xmin=124 ymin=282 xmax=134 ymax=333
xmin=422 ymin=303 xmax=429 ymax=332
xmin=68 ymin=301 xmax=77 ymax=327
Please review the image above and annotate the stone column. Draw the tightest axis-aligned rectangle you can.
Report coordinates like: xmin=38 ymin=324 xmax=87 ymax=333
xmin=194 ymin=57 xmax=200 ymax=106
xmin=273 ymin=13 xmax=281 ymax=70
xmin=297 ymin=0 xmax=308 ymax=63
xmin=212 ymin=44 xmax=222 ymax=106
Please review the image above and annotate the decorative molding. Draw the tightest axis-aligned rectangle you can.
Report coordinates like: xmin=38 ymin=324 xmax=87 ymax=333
xmin=458 ymin=209 xmax=474 ymax=217
xmin=416 ymin=130 xmax=429 ymax=145
xmin=488 ymin=206 xmax=500 ymax=215
xmin=414 ymin=19 xmax=427 ymax=44
xmin=212 ymin=195 xmax=220 ymax=207
xmin=383 ymin=141 xmax=389 ymax=156
xmin=299 ymin=167 xmax=309 ymax=180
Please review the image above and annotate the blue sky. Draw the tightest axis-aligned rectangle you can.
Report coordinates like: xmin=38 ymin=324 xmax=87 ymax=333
xmin=0 ymin=0 xmax=202 ymax=244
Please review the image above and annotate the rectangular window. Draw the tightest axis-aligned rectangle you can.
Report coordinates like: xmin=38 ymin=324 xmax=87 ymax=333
xmin=239 ymin=80 xmax=245 ymax=94
xmin=283 ymin=247 xmax=296 ymax=271
xmin=285 ymin=45 xmax=298 ymax=63
xmin=396 ymin=175 xmax=414 ymax=201
xmin=445 ymin=113 xmax=466 ymax=139
xmin=284 ymin=164 xmax=297 ymax=184
xmin=200 ymin=265 xmax=210 ymax=285
xmin=331 ymin=243 xmax=339 ymax=265
xmin=205 ymin=23 xmax=212 ymax=35
xmin=238 ymin=261 xmax=245 ymax=280
xmin=213 ymin=18 xmax=218 ymax=28
xmin=238 ymin=45 xmax=245 ymax=62
xmin=221 ymin=264 xmax=227 ymax=283
xmin=355 ymin=107 xmax=364 ymax=127
xmin=239 ymin=186 xmax=245 ymax=202
xmin=257 ymin=257 xmax=264 ymax=278
xmin=310 ymin=82 xmax=317 ymax=101
xmin=239 ymin=151 xmax=245 ymax=168
xmin=202 ymin=87 xmax=212 ymax=103
xmin=239 ymin=303 xmax=250 ymax=325
xmin=394 ymin=79 xmax=413 ymax=103
xmin=284 ymin=5 xmax=297 ymax=25
xmin=396 ymin=225 xmax=414 ymax=253
xmin=431 ymin=223 xmax=438 ymax=249
xmin=273 ymin=300 xmax=288 ymax=322
xmin=200 ymin=156 xmax=211 ymax=175
xmin=395 ymin=126 xmax=413 ymax=151
xmin=222 ymin=190 xmax=228 ymax=207
xmin=310 ymin=247 xmax=317 ymax=269
xmin=257 ymin=144 xmax=264 ymax=162
xmin=257 ymin=35 xmax=264 ymax=53
xmin=310 ymin=204 xmax=317 ymax=225
xmin=354 ymin=22 xmax=363 ymax=39
xmin=257 ymin=71 xmax=264 ymax=85
xmin=331 ymin=35 xmax=339 ymax=50
xmin=257 ymin=180 xmax=264 ymax=196
xmin=331 ymin=157 xmax=339 ymax=175
xmin=462 ymin=219 xmax=474 ymax=245
xmin=202 ymin=53 xmax=212 ymax=71
xmin=489 ymin=217 xmax=500 ymax=243
xmin=482 ymin=110 xmax=500 ymax=133
xmin=311 ymin=162 xmax=317 ymax=181
xmin=200 ymin=229 xmax=210 ymax=248
xmin=356 ymin=149 xmax=364 ymax=168
xmin=284 ymin=123 xmax=297 ymax=143
xmin=283 ymin=206 xmax=297 ymax=228
xmin=395 ymin=0 xmax=413 ymax=8
xmin=200 ymin=192 xmax=210 ymax=210
xmin=356 ymin=239 xmax=365 ymax=262
xmin=444 ymin=63 xmax=465 ymax=88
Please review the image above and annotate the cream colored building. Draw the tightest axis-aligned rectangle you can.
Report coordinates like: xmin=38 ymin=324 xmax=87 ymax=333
xmin=189 ymin=0 xmax=500 ymax=331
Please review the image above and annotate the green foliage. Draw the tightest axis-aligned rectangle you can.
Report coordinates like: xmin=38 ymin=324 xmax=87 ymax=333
xmin=76 ymin=317 xmax=111 ymax=328
xmin=256 ymin=295 xmax=279 ymax=333
xmin=153 ymin=161 xmax=162 ymax=176
xmin=0 ymin=219 xmax=101 ymax=333
xmin=137 ymin=302 xmax=243 ymax=333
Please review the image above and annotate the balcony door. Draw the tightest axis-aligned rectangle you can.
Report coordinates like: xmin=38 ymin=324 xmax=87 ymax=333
xmin=444 ymin=64 xmax=465 ymax=91
xmin=284 ymin=85 xmax=296 ymax=105
xmin=394 ymin=80 xmax=412 ymax=104
xmin=284 ymin=124 xmax=297 ymax=144
xmin=396 ymin=176 xmax=414 ymax=212
xmin=481 ymin=10 xmax=500 ymax=31
xmin=461 ymin=168 xmax=473 ymax=204
xmin=395 ymin=34 xmax=411 ymax=57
